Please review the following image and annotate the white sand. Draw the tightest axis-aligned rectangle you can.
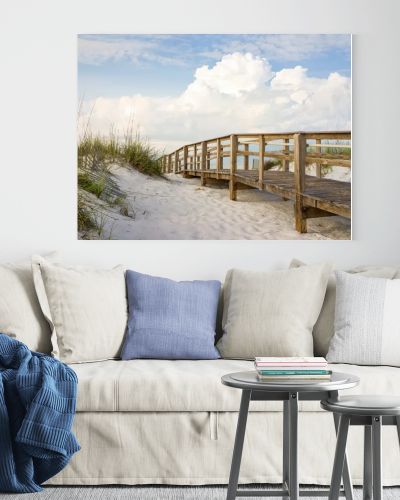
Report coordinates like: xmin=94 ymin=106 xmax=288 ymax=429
xmin=83 ymin=164 xmax=351 ymax=240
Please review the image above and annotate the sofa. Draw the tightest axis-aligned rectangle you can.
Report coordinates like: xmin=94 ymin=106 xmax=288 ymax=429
xmin=1 ymin=256 xmax=400 ymax=487
xmin=46 ymin=359 xmax=400 ymax=486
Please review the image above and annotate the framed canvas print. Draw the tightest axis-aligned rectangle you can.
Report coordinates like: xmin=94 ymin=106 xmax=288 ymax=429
xmin=78 ymin=34 xmax=351 ymax=240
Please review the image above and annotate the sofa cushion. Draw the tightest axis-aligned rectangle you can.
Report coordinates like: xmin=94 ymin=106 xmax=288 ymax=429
xmin=290 ymin=260 xmax=399 ymax=357
xmin=121 ymin=270 xmax=221 ymax=360
xmin=217 ymin=263 xmax=332 ymax=359
xmin=72 ymin=359 xmax=400 ymax=413
xmin=328 ymin=271 xmax=400 ymax=366
xmin=0 ymin=260 xmax=52 ymax=353
xmin=32 ymin=255 xmax=128 ymax=363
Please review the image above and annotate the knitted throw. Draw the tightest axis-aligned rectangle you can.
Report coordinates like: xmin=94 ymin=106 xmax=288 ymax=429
xmin=0 ymin=334 xmax=80 ymax=493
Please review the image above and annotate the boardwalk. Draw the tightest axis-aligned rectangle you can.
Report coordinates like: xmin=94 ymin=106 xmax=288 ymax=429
xmin=160 ymin=132 xmax=351 ymax=233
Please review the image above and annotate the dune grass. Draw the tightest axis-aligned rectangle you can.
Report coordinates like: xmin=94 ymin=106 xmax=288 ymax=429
xmin=78 ymin=124 xmax=162 ymax=177
xmin=78 ymin=172 xmax=106 ymax=198
xmin=77 ymin=117 xmax=162 ymax=238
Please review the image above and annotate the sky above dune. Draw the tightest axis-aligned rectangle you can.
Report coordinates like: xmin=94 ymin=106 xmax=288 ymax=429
xmin=78 ymin=34 xmax=351 ymax=153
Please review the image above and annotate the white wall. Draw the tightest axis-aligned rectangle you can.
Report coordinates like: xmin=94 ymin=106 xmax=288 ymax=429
xmin=0 ymin=0 xmax=399 ymax=280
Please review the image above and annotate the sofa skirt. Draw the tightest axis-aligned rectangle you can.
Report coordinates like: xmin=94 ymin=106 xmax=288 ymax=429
xmin=47 ymin=411 xmax=400 ymax=486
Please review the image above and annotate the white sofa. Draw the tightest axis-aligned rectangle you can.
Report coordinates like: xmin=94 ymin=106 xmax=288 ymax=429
xmin=47 ymin=359 xmax=400 ymax=486
xmin=2 ymin=258 xmax=399 ymax=487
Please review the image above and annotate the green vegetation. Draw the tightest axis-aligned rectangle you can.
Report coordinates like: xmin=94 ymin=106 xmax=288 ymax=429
xmin=78 ymin=125 xmax=162 ymax=177
xmin=322 ymin=146 xmax=351 ymax=157
xmin=77 ymin=115 xmax=162 ymax=237
xmin=307 ymin=141 xmax=351 ymax=158
xmin=78 ymin=172 xmax=106 ymax=198
xmin=77 ymin=196 xmax=97 ymax=233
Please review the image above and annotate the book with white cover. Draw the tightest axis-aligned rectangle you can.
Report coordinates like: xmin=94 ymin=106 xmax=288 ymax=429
xmin=255 ymin=357 xmax=327 ymax=366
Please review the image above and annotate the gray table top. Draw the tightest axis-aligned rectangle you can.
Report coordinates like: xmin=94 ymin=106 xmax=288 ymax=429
xmin=321 ymin=395 xmax=400 ymax=416
xmin=221 ymin=370 xmax=360 ymax=393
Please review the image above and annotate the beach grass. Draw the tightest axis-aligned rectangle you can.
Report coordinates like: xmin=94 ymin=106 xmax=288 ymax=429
xmin=77 ymin=116 xmax=162 ymax=237
xmin=78 ymin=171 xmax=106 ymax=198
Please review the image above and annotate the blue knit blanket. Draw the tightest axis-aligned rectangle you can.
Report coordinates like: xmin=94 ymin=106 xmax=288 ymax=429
xmin=0 ymin=334 xmax=80 ymax=493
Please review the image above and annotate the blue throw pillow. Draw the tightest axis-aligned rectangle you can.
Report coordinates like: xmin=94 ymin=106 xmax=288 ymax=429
xmin=121 ymin=270 xmax=221 ymax=360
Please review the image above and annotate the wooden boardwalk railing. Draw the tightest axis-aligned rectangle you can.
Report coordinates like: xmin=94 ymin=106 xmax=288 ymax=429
xmin=160 ymin=131 xmax=351 ymax=233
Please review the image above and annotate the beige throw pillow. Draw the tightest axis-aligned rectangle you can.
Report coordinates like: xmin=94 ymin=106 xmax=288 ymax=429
xmin=217 ymin=262 xmax=332 ymax=359
xmin=32 ymin=256 xmax=128 ymax=363
xmin=290 ymin=259 xmax=399 ymax=357
xmin=0 ymin=261 xmax=52 ymax=353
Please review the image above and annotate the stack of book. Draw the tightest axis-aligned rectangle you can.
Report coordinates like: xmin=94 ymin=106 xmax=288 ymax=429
xmin=254 ymin=357 xmax=331 ymax=381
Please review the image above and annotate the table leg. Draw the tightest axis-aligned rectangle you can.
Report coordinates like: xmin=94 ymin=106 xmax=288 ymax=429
xmin=363 ymin=425 xmax=373 ymax=500
xmin=329 ymin=415 xmax=351 ymax=500
xmin=372 ymin=416 xmax=382 ymax=500
xmin=334 ymin=413 xmax=354 ymax=500
xmin=283 ymin=400 xmax=290 ymax=493
xmin=289 ymin=392 xmax=299 ymax=500
xmin=226 ymin=389 xmax=251 ymax=500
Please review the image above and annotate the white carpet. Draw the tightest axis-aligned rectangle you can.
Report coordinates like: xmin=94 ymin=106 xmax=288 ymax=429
xmin=2 ymin=486 xmax=400 ymax=499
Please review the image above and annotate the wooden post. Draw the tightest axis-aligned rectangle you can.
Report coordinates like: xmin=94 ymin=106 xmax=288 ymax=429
xmin=194 ymin=144 xmax=197 ymax=171
xmin=244 ymin=143 xmax=249 ymax=170
xmin=258 ymin=135 xmax=265 ymax=190
xmin=183 ymin=146 xmax=188 ymax=171
xmin=168 ymin=154 xmax=172 ymax=173
xmin=315 ymin=138 xmax=321 ymax=178
xmin=284 ymin=138 xmax=290 ymax=171
xmin=229 ymin=134 xmax=238 ymax=201
xmin=294 ymin=133 xmax=307 ymax=233
xmin=216 ymin=138 xmax=221 ymax=179
xmin=201 ymin=141 xmax=207 ymax=171
xmin=174 ymin=151 xmax=178 ymax=174
xmin=200 ymin=141 xmax=207 ymax=186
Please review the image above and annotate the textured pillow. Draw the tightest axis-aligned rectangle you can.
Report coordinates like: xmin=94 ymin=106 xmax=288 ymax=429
xmin=327 ymin=271 xmax=400 ymax=366
xmin=217 ymin=262 xmax=332 ymax=359
xmin=121 ymin=271 xmax=221 ymax=360
xmin=0 ymin=261 xmax=52 ymax=353
xmin=290 ymin=259 xmax=398 ymax=357
xmin=32 ymin=256 xmax=128 ymax=363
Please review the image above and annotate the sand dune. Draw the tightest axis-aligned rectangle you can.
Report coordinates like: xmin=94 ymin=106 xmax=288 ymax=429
xmin=86 ymin=164 xmax=350 ymax=240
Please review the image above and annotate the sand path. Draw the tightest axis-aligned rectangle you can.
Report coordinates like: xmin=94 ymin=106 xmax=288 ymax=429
xmin=94 ymin=165 xmax=350 ymax=240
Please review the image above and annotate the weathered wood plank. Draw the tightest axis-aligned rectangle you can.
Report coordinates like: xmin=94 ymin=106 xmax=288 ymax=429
xmin=201 ymin=141 xmax=207 ymax=172
xmin=294 ymin=133 xmax=307 ymax=233
xmin=216 ymin=138 xmax=221 ymax=179
xmin=258 ymin=135 xmax=265 ymax=189
xmin=230 ymin=134 xmax=238 ymax=201
xmin=284 ymin=138 xmax=290 ymax=172
xmin=244 ymin=144 xmax=249 ymax=170
xmin=315 ymin=138 xmax=321 ymax=178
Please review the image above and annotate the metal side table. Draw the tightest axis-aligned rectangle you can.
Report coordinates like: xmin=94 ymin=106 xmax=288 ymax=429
xmin=221 ymin=371 xmax=360 ymax=500
xmin=321 ymin=395 xmax=400 ymax=500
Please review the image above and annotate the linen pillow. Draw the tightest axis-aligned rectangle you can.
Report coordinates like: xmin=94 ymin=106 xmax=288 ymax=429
xmin=32 ymin=255 xmax=128 ymax=363
xmin=217 ymin=262 xmax=332 ymax=359
xmin=290 ymin=259 xmax=398 ymax=356
xmin=327 ymin=271 xmax=400 ymax=366
xmin=121 ymin=270 xmax=221 ymax=360
xmin=0 ymin=261 xmax=52 ymax=353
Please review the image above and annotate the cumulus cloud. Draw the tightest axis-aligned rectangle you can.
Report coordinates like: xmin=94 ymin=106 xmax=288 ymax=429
xmin=191 ymin=53 xmax=273 ymax=97
xmin=79 ymin=52 xmax=351 ymax=152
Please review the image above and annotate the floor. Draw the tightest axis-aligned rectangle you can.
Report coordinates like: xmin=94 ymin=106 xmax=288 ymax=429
xmin=2 ymin=486 xmax=400 ymax=499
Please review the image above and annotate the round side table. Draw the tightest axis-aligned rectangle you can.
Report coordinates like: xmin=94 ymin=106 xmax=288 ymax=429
xmin=321 ymin=395 xmax=400 ymax=500
xmin=221 ymin=370 xmax=360 ymax=500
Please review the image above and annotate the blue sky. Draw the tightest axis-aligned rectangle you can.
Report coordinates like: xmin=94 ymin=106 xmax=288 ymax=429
xmin=78 ymin=34 xmax=351 ymax=100
xmin=78 ymin=34 xmax=351 ymax=151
